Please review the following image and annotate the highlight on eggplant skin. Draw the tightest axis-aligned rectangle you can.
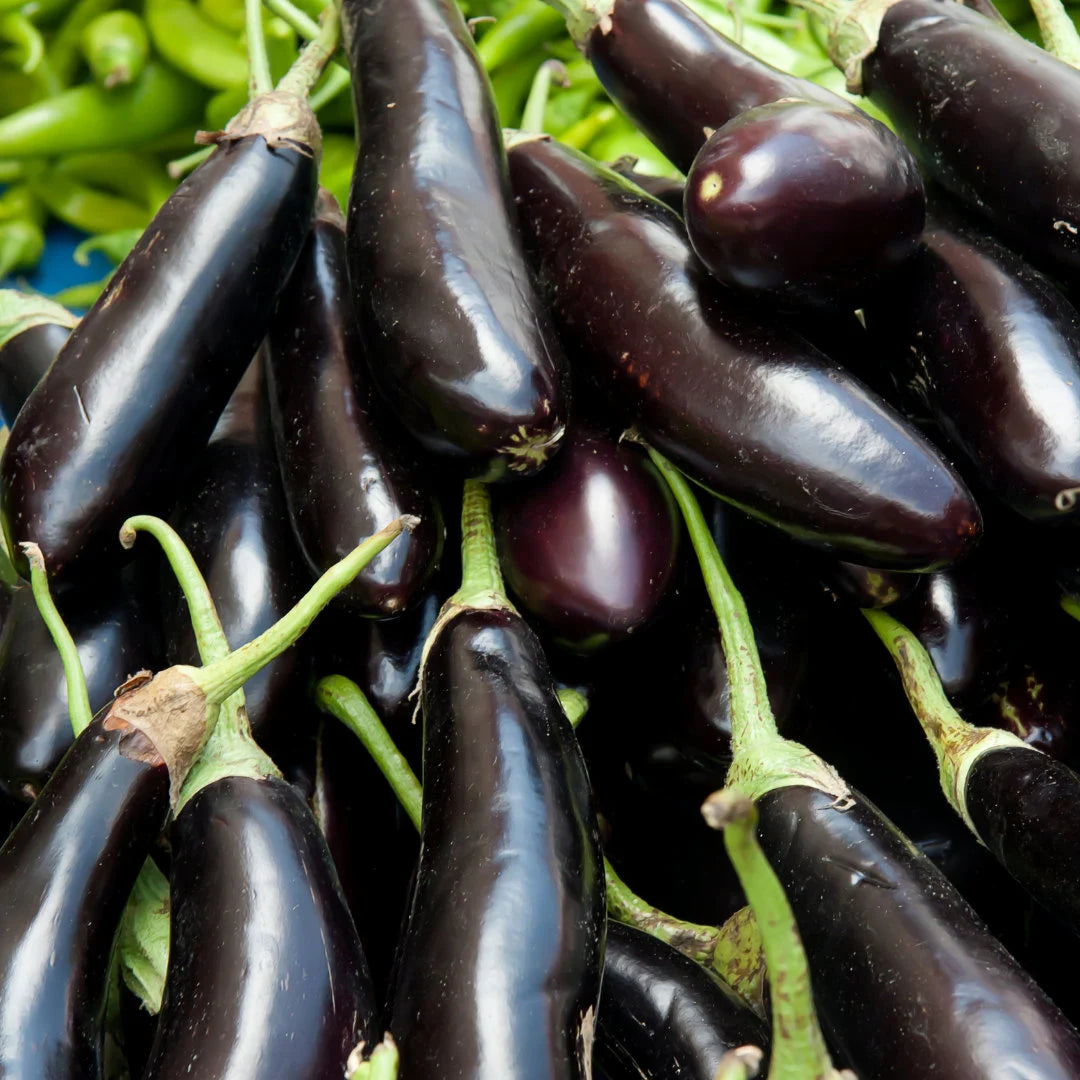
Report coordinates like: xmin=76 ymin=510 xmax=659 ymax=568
xmin=342 ymin=0 xmax=569 ymax=482
xmin=506 ymin=134 xmax=982 ymax=572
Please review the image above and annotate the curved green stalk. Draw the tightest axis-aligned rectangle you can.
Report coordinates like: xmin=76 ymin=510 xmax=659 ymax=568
xmin=521 ymin=58 xmax=567 ymax=133
xmin=246 ymin=0 xmax=273 ymax=96
xmin=308 ymin=61 xmax=349 ymax=111
xmin=261 ymin=0 xmax=319 ymax=38
xmin=703 ymin=789 xmax=852 ymax=1080
xmin=640 ymin=442 xmax=847 ymax=804
xmin=863 ymin=607 xmax=1035 ymax=835
xmin=21 ymin=541 xmax=92 ymax=736
xmin=276 ymin=1 xmax=339 ymax=97
xmin=167 ymin=145 xmax=212 ymax=179
xmin=476 ymin=0 xmax=564 ymax=71
xmin=1027 ymin=0 xmax=1080 ymax=67
xmin=451 ymin=480 xmax=514 ymax=612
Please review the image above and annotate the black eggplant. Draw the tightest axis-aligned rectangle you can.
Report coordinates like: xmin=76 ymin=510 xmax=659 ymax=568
xmin=808 ymin=0 xmax=1080 ymax=280
xmin=0 ymin=291 xmax=76 ymax=423
xmin=267 ymin=190 xmax=443 ymax=618
xmin=596 ymin=922 xmax=768 ymax=1080
xmin=0 ymin=711 xmax=169 ymax=1078
xmin=389 ymin=481 xmax=604 ymax=1079
xmin=506 ymin=134 xmax=980 ymax=571
xmin=0 ymin=95 xmax=319 ymax=581
xmin=342 ymin=0 xmax=568 ymax=480
xmin=0 ymin=576 xmax=157 ymax=803
xmin=494 ymin=424 xmax=681 ymax=652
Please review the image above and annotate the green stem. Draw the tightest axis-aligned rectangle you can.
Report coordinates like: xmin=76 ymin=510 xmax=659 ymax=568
xmin=308 ymin=60 xmax=349 ymax=111
xmin=120 ymin=515 xmax=229 ymax=662
xmin=520 ymin=58 xmax=566 ymax=134
xmin=536 ymin=0 xmax=613 ymax=48
xmin=1027 ymin=0 xmax=1080 ymax=67
xmin=245 ymin=0 xmax=273 ymax=96
xmin=21 ymin=542 xmax=93 ymax=736
xmin=275 ymin=1 xmax=338 ymax=97
xmin=449 ymin=480 xmax=515 ymax=612
xmin=702 ymin=789 xmax=848 ymax=1080
xmin=261 ymin=0 xmax=319 ymax=38
xmin=166 ymin=146 xmax=212 ymax=179
xmin=476 ymin=0 xmax=565 ymax=71
xmin=862 ymin=608 xmax=1034 ymax=835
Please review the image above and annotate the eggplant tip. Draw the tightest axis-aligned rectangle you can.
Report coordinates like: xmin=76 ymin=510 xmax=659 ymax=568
xmin=498 ymin=421 xmax=566 ymax=475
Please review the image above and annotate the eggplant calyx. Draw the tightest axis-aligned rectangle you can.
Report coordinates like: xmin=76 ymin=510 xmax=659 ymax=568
xmin=538 ymin=0 xmax=615 ymax=50
xmin=0 ymin=288 xmax=77 ymax=352
xmin=196 ymin=90 xmax=322 ymax=160
xmin=497 ymin=418 xmax=566 ymax=476
xmin=726 ymin=735 xmax=850 ymax=806
xmin=792 ymin=0 xmax=904 ymax=93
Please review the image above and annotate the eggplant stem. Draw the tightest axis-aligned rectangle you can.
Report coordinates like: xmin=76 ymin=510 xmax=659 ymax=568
xmin=1027 ymin=0 xmax=1080 ymax=68
xmin=20 ymin=541 xmax=92 ymax=736
xmin=702 ymin=789 xmax=844 ymax=1080
xmin=521 ymin=58 xmax=568 ymax=134
xmin=275 ymin=0 xmax=340 ymax=98
xmin=308 ymin=61 xmax=350 ymax=111
xmin=261 ymin=0 xmax=320 ymax=39
xmin=449 ymin=480 xmax=516 ymax=612
xmin=245 ymin=0 xmax=274 ymax=97
xmin=537 ymin=0 xmax=615 ymax=48
xmin=166 ymin=146 xmax=212 ymax=180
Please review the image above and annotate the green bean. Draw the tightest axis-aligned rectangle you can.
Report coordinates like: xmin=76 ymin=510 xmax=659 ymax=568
xmin=44 ymin=0 xmax=116 ymax=87
xmin=81 ymin=10 xmax=147 ymax=87
xmin=0 ymin=217 xmax=43 ymax=277
xmin=29 ymin=167 xmax=150 ymax=232
xmin=144 ymin=0 xmax=247 ymax=89
xmin=0 ymin=12 xmax=44 ymax=74
xmin=73 ymin=226 xmax=140 ymax=265
xmin=54 ymin=150 xmax=172 ymax=210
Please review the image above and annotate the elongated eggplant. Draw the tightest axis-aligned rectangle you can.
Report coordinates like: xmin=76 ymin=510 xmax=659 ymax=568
xmin=0 ymin=712 xmax=169 ymax=1079
xmin=342 ymin=0 xmax=568 ymax=480
xmin=267 ymin=190 xmax=443 ymax=618
xmin=0 ymin=576 xmax=157 ymax=803
xmin=507 ymin=135 xmax=979 ymax=571
xmin=597 ymin=921 xmax=768 ymax=1080
xmin=389 ymin=482 xmax=604 ymax=1079
xmin=807 ymin=0 xmax=1080 ymax=280
xmin=143 ymin=775 xmax=378 ymax=1080
xmin=494 ymin=424 xmax=680 ymax=652
xmin=0 ymin=292 xmax=76 ymax=424
xmin=0 ymin=95 xmax=319 ymax=581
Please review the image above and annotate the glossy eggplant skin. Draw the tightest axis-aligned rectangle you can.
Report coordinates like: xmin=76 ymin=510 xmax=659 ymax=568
xmin=0 ymin=713 xmax=169 ymax=1079
xmin=143 ymin=775 xmax=377 ymax=1080
xmin=0 ymin=132 xmax=317 ymax=582
xmin=756 ymin=784 xmax=1080 ymax=1078
xmin=0 ymin=320 xmax=67 ymax=422
xmin=597 ymin=922 xmax=768 ymax=1080
xmin=507 ymin=136 xmax=980 ymax=571
xmin=494 ymin=426 xmax=680 ymax=652
xmin=390 ymin=607 xmax=605 ymax=1079
xmin=862 ymin=0 xmax=1080 ymax=279
xmin=584 ymin=0 xmax=840 ymax=173
xmin=880 ymin=219 xmax=1080 ymax=520
xmin=683 ymin=98 xmax=924 ymax=308
xmin=342 ymin=0 xmax=568 ymax=481
xmin=608 ymin=158 xmax=684 ymax=214
xmin=965 ymin=746 xmax=1080 ymax=937
xmin=0 ymin=577 xmax=157 ymax=803
xmin=164 ymin=358 xmax=309 ymax=758
xmin=267 ymin=193 xmax=443 ymax=618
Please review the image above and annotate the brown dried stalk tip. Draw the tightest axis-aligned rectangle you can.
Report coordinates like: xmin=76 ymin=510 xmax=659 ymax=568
xmin=18 ymin=541 xmax=45 ymax=574
xmin=714 ymin=1045 xmax=765 ymax=1079
xmin=701 ymin=788 xmax=755 ymax=831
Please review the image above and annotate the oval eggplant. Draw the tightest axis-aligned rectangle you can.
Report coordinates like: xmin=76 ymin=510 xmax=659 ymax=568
xmin=390 ymin=606 xmax=605 ymax=1079
xmin=757 ymin=784 xmax=1080 ymax=1078
xmin=0 ymin=321 xmax=69 ymax=422
xmin=494 ymin=425 xmax=681 ymax=652
xmin=266 ymin=190 xmax=443 ymax=618
xmin=506 ymin=134 xmax=980 ymax=571
xmin=597 ymin=921 xmax=769 ymax=1080
xmin=143 ymin=774 xmax=378 ymax=1080
xmin=0 ymin=713 xmax=169 ymax=1079
xmin=0 ymin=102 xmax=319 ymax=582
xmin=342 ymin=0 xmax=568 ymax=481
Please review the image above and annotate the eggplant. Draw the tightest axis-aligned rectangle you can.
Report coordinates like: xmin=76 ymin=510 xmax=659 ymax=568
xmin=550 ymin=0 xmax=924 ymax=308
xmin=0 ymin=575 xmax=158 ymax=803
xmin=596 ymin=921 xmax=769 ymax=1080
xmin=389 ymin=482 xmax=604 ymax=1079
xmin=143 ymin=775 xmax=378 ymax=1080
xmin=0 ymin=96 xmax=319 ymax=582
xmin=808 ymin=0 xmax=1080 ymax=280
xmin=506 ymin=134 xmax=980 ymax=571
xmin=608 ymin=156 xmax=684 ymax=214
xmin=342 ymin=0 xmax=568 ymax=480
xmin=0 ymin=712 xmax=169 ymax=1079
xmin=494 ymin=424 xmax=681 ymax=652
xmin=266 ymin=190 xmax=443 ymax=618
xmin=0 ymin=322 xmax=70 ymax=423
xmin=873 ymin=216 xmax=1080 ymax=521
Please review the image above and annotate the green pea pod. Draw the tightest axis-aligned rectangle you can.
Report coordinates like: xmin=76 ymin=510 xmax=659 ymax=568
xmin=319 ymin=133 xmax=353 ymax=210
xmin=81 ymin=10 xmax=147 ymax=88
xmin=29 ymin=168 xmax=150 ymax=232
xmin=0 ymin=12 xmax=43 ymax=74
xmin=45 ymin=0 xmax=117 ymax=87
xmin=144 ymin=0 xmax=246 ymax=90
xmin=54 ymin=150 xmax=172 ymax=211
xmin=0 ymin=60 xmax=204 ymax=157
xmin=197 ymin=0 xmax=241 ymax=31
xmin=73 ymin=226 xmax=140 ymax=265
xmin=0 ymin=217 xmax=44 ymax=277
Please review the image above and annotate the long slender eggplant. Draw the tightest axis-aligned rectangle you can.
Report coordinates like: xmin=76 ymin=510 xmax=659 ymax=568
xmin=647 ymin=445 xmax=1080 ymax=1079
xmin=267 ymin=190 xmax=443 ymax=619
xmin=596 ymin=922 xmax=768 ymax=1080
xmin=547 ymin=0 xmax=925 ymax=308
xmin=342 ymin=0 xmax=568 ymax=481
xmin=493 ymin=424 xmax=681 ymax=652
xmin=872 ymin=216 xmax=1080 ymax=521
xmin=0 ymin=291 xmax=77 ymax=422
xmin=0 ymin=92 xmax=320 ymax=581
xmin=389 ymin=481 xmax=604 ymax=1079
xmin=507 ymin=134 xmax=980 ymax=571
xmin=804 ymin=0 xmax=1080 ymax=280
xmin=0 ymin=575 xmax=158 ymax=803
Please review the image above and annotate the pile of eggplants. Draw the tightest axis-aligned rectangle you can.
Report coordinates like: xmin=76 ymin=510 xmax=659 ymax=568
xmin=7 ymin=0 xmax=1080 ymax=1075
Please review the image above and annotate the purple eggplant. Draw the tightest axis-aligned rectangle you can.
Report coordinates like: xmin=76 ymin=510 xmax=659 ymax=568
xmin=342 ymin=0 xmax=568 ymax=480
xmin=0 ymin=292 xmax=76 ymax=423
xmin=266 ymin=190 xmax=443 ymax=618
xmin=494 ymin=424 xmax=681 ymax=652
xmin=506 ymin=134 xmax=980 ymax=571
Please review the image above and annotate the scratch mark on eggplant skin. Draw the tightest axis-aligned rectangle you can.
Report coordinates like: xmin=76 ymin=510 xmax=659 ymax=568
xmin=73 ymin=385 xmax=91 ymax=426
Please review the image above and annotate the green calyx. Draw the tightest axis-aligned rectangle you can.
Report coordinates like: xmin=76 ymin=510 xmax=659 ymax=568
xmin=863 ymin=608 xmax=1037 ymax=837
xmin=537 ymin=0 xmax=615 ymax=51
xmin=0 ymin=287 xmax=77 ymax=351
xmin=791 ymin=0 xmax=901 ymax=93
